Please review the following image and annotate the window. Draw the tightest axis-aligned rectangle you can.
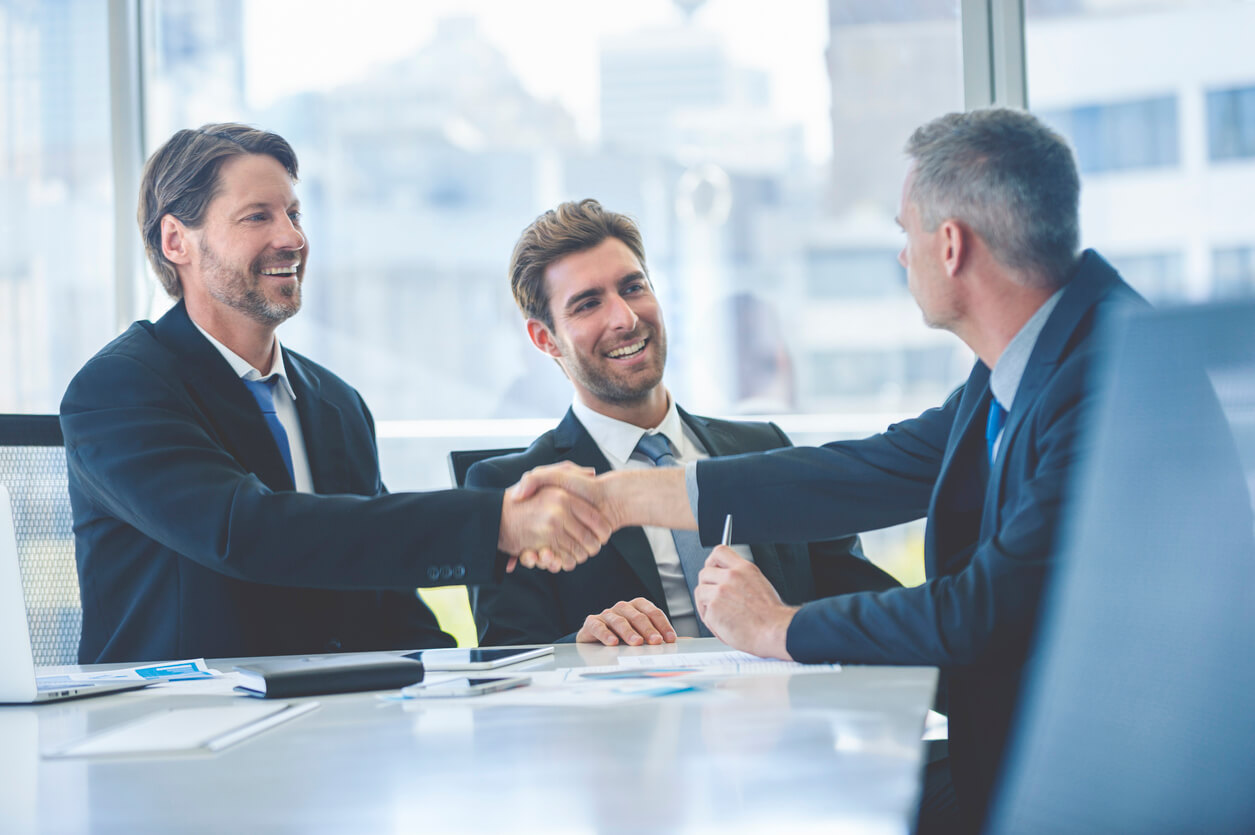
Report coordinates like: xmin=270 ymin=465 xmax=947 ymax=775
xmin=1039 ymin=96 xmax=1179 ymax=174
xmin=141 ymin=1 xmax=969 ymax=488
xmin=1027 ymin=0 xmax=1255 ymax=303
xmin=1208 ymin=85 xmax=1255 ymax=162
xmin=0 ymin=0 xmax=115 ymax=412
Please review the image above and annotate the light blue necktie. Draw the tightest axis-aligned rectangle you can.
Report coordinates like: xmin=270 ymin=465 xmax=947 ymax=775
xmin=243 ymin=376 xmax=295 ymax=482
xmin=986 ymin=396 xmax=1008 ymax=463
xmin=634 ymin=432 xmax=712 ymax=637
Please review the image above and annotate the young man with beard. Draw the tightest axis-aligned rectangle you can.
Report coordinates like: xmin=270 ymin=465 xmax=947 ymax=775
xmin=517 ymin=110 xmax=1146 ymax=831
xmin=467 ymin=199 xmax=897 ymax=646
xmin=60 ymin=124 xmax=611 ymax=664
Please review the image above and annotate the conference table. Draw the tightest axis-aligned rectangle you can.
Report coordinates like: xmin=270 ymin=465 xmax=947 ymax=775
xmin=1 ymin=640 xmax=937 ymax=834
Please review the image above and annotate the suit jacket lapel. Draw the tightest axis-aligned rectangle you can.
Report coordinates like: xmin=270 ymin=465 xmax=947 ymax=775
xmin=284 ymin=352 xmax=349 ymax=494
xmin=680 ymin=407 xmax=792 ymax=594
xmin=984 ymin=250 xmax=1124 ymax=529
xmin=555 ymin=409 xmax=669 ymax=608
xmin=152 ymin=301 xmax=295 ymax=491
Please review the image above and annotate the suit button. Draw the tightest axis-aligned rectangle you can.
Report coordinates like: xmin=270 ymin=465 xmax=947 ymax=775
xmin=326 ymin=639 xmax=342 ymax=651
xmin=440 ymin=565 xmax=454 ymax=581
xmin=427 ymin=566 xmax=441 ymax=582
xmin=454 ymin=565 xmax=466 ymax=579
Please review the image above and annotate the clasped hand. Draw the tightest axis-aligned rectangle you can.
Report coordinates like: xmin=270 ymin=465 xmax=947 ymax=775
xmin=497 ymin=462 xmax=617 ymax=573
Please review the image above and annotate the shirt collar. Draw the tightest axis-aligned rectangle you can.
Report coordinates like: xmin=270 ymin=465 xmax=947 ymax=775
xmin=989 ymin=286 xmax=1065 ymax=411
xmin=571 ymin=392 xmax=684 ymax=467
xmin=192 ymin=321 xmax=297 ymax=401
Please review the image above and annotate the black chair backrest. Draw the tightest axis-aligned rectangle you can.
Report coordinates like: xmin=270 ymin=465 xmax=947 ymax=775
xmin=448 ymin=448 xmax=526 ymax=488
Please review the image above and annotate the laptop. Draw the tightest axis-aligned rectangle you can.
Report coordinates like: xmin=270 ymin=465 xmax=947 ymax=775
xmin=0 ymin=484 xmax=148 ymax=703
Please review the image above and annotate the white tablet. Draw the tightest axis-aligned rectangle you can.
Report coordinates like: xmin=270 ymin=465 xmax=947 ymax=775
xmin=406 ymin=646 xmax=553 ymax=671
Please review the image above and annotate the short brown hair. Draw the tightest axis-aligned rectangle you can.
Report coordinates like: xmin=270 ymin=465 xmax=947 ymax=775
xmin=509 ymin=199 xmax=647 ymax=330
xmin=138 ymin=123 xmax=299 ymax=298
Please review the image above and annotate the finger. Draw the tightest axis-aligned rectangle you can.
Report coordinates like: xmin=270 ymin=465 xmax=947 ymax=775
xmin=603 ymin=610 xmax=645 ymax=646
xmin=706 ymin=545 xmax=742 ymax=568
xmin=555 ymin=492 xmax=609 ymax=555
xmin=632 ymin=599 xmax=676 ymax=641
xmin=578 ymin=616 xmax=619 ymax=646
xmin=506 ymin=554 xmax=519 ymax=574
xmin=518 ymin=549 xmax=538 ymax=570
xmin=693 ymin=585 xmax=710 ymax=621
xmin=698 ymin=564 xmax=731 ymax=586
xmin=563 ymin=493 xmax=613 ymax=544
xmin=614 ymin=602 xmax=662 ymax=645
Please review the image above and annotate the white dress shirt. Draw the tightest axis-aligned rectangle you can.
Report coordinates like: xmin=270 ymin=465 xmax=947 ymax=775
xmin=193 ymin=323 xmax=315 ymax=494
xmin=571 ymin=395 xmax=755 ymax=638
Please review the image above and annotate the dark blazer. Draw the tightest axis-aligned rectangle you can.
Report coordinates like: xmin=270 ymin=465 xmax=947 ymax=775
xmin=467 ymin=406 xmax=899 ymax=646
xmin=691 ymin=251 xmax=1143 ymax=827
xmin=61 ymin=301 xmax=505 ymax=664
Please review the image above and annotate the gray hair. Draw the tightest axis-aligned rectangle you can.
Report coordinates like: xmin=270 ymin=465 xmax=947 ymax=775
xmin=905 ymin=108 xmax=1080 ymax=287
xmin=138 ymin=123 xmax=299 ymax=298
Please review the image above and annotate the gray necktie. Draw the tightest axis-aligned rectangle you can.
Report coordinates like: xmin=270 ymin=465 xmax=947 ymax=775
xmin=633 ymin=432 xmax=713 ymax=637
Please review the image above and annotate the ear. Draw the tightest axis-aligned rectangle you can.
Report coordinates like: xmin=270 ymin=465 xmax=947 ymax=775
xmin=161 ymin=215 xmax=194 ymax=266
xmin=525 ymin=319 xmax=563 ymax=359
xmin=938 ymin=220 xmax=967 ymax=278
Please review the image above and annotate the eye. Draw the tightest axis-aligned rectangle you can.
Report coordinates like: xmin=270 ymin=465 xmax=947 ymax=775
xmin=623 ymin=281 xmax=645 ymax=295
xmin=244 ymin=212 xmax=267 ymax=222
xmin=288 ymin=210 xmax=303 ymax=223
xmin=573 ymin=298 xmax=599 ymax=314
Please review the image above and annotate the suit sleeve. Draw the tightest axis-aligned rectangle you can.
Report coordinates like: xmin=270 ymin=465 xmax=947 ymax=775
xmin=759 ymin=421 xmax=902 ymax=596
xmin=786 ymin=364 xmax=1090 ymax=667
xmin=61 ymin=352 xmax=507 ymax=590
xmin=466 ymin=457 xmax=570 ymax=645
xmin=693 ymin=390 xmax=959 ymax=546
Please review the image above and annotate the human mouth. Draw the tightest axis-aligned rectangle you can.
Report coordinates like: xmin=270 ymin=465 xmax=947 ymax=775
xmin=260 ymin=262 xmax=299 ymax=277
xmin=605 ymin=338 xmax=647 ymax=359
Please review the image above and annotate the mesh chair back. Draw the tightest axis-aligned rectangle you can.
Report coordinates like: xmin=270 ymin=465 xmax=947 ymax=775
xmin=0 ymin=415 xmax=80 ymax=667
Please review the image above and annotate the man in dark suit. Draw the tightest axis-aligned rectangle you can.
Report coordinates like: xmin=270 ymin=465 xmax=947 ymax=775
xmin=518 ymin=109 xmax=1144 ymax=831
xmin=469 ymin=200 xmax=897 ymax=647
xmin=61 ymin=124 xmax=611 ymax=664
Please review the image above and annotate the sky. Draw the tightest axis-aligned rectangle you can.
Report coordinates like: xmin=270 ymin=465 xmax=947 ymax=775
xmin=245 ymin=0 xmax=832 ymax=161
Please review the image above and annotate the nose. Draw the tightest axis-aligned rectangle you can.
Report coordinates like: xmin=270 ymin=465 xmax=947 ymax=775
xmin=897 ymin=245 xmax=907 ymax=268
xmin=276 ymin=217 xmax=305 ymax=252
xmin=607 ymin=294 xmax=639 ymax=330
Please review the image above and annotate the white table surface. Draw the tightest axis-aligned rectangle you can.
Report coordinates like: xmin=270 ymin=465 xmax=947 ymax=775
xmin=0 ymin=639 xmax=937 ymax=834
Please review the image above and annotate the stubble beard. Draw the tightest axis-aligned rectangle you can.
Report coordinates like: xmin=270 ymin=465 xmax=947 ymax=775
xmin=200 ymin=239 xmax=301 ymax=326
xmin=565 ymin=328 xmax=668 ymax=406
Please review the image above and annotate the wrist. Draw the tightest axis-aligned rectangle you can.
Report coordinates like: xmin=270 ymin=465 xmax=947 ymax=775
xmin=770 ymin=606 xmax=799 ymax=661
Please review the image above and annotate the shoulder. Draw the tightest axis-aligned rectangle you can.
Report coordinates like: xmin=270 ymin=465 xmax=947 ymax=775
xmin=282 ymin=348 xmax=363 ymax=406
xmin=62 ymin=322 xmax=179 ymax=409
xmin=465 ymin=428 xmax=564 ymax=488
xmin=684 ymin=411 xmax=792 ymax=453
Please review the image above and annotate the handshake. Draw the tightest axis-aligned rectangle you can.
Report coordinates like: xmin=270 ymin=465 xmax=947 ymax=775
xmin=496 ymin=461 xmax=692 ymax=574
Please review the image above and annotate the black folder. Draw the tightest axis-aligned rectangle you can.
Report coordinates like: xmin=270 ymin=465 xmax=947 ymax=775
xmin=234 ymin=652 xmax=425 ymax=698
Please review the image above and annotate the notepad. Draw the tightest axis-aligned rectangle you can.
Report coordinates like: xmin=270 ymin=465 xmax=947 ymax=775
xmin=45 ymin=702 xmax=318 ymax=759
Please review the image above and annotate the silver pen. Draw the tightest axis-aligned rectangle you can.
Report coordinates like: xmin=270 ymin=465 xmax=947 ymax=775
xmin=721 ymin=515 xmax=733 ymax=547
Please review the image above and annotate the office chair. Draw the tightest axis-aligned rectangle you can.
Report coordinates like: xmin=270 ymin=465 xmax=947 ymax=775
xmin=446 ymin=447 xmax=526 ymax=644
xmin=987 ymin=303 xmax=1255 ymax=833
xmin=0 ymin=414 xmax=82 ymax=667
xmin=447 ymin=447 xmax=527 ymax=490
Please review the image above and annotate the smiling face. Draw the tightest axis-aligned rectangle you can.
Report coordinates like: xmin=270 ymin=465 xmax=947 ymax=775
xmin=178 ymin=153 xmax=307 ymax=327
xmin=530 ymin=236 xmax=668 ymax=420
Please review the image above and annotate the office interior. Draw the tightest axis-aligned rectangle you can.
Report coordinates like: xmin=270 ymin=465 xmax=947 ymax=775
xmin=2 ymin=1 xmax=1254 ymax=832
